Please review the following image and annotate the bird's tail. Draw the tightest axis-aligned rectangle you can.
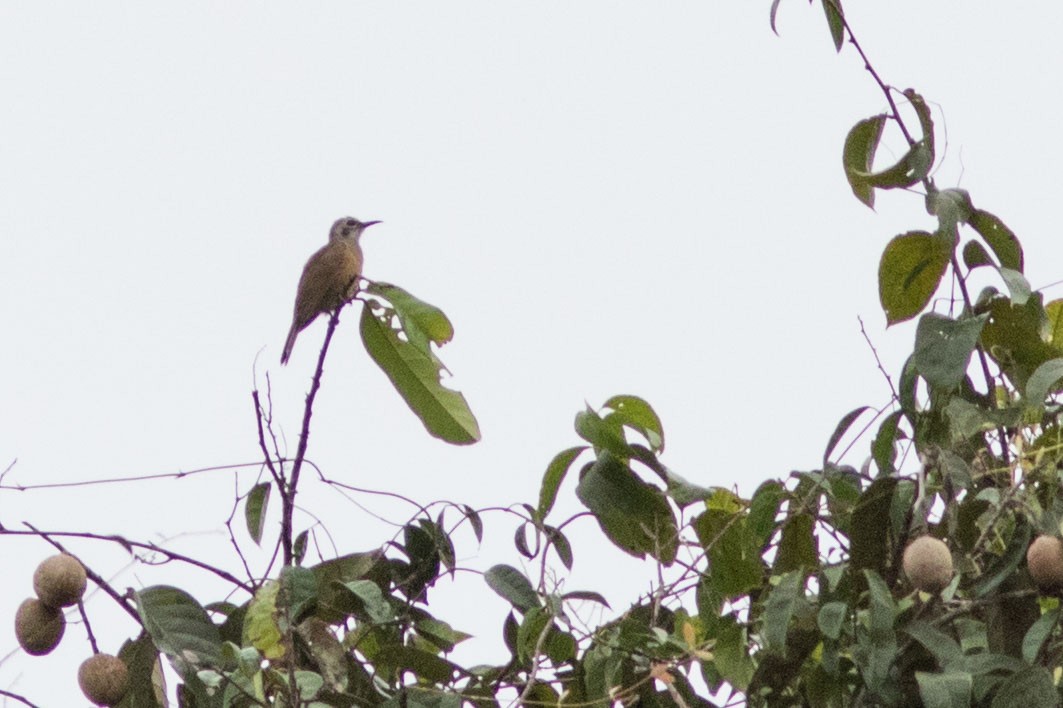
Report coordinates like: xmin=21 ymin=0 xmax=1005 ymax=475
xmin=280 ymin=325 xmax=299 ymax=365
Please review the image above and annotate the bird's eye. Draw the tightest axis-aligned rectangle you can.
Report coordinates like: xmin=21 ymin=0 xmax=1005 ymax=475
xmin=346 ymin=218 xmax=356 ymax=226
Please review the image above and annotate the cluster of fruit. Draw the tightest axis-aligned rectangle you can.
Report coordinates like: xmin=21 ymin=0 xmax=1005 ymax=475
xmin=13 ymin=554 xmax=128 ymax=707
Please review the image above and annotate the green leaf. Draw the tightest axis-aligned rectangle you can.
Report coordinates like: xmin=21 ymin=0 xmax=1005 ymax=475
xmin=1025 ymin=358 xmax=1063 ymax=408
xmin=336 ymin=580 xmax=394 ymax=624
xmin=916 ymin=671 xmax=973 ymax=708
xmin=136 ymin=585 xmax=223 ymax=677
xmin=871 ymin=410 xmax=904 ymax=475
xmin=244 ymin=581 xmax=285 ymax=660
xmin=293 ymin=530 xmax=308 ymax=565
xmin=972 ymin=515 xmax=1031 ymax=598
xmin=576 ymin=452 xmax=678 ymax=564
xmin=927 ymin=188 xmax=974 ymax=237
xmin=843 ymin=114 xmax=887 ymax=208
xmin=374 ymin=646 xmax=465 ymax=684
xmin=981 ymin=295 xmax=1063 ymax=391
xmin=603 ymin=394 xmax=665 ymax=452
xmin=817 ymin=601 xmax=847 ymax=640
xmin=545 ymin=525 xmax=574 ymax=570
xmin=989 ymin=666 xmax=1057 ymax=708
xmin=359 ymin=304 xmax=480 ymax=445
xmin=999 ymin=267 xmax=1032 ymax=305
xmin=905 ymin=621 xmax=964 ymax=671
xmin=823 ymin=406 xmax=870 ymax=467
xmin=536 ymin=446 xmax=586 ymax=521
xmin=696 ymin=505 xmax=764 ymax=599
xmin=913 ymin=313 xmax=989 ymax=390
xmin=963 ymin=240 xmax=994 ymax=270
xmin=762 ymin=571 xmax=803 ymax=654
xmin=903 ymin=89 xmax=936 ymax=163
xmin=414 ymin=616 xmax=472 ymax=653
xmin=118 ymin=632 xmax=167 ymax=708
xmin=1021 ymin=607 xmax=1060 ymax=663
xmin=855 ymin=140 xmax=933 ymax=190
xmin=879 ymin=230 xmax=952 ymax=325
xmin=245 ymin=482 xmax=270 ymax=545
xmin=748 ymin=480 xmax=784 ymax=547
xmin=561 ymin=590 xmax=610 ymax=608
xmin=850 ymin=478 xmax=897 ymax=577
xmin=969 ymin=210 xmax=1023 ymax=272
xmin=774 ymin=512 xmax=818 ymax=575
xmin=820 ymin=0 xmax=844 ymax=52
xmin=484 ymin=564 xmax=539 ymax=612
xmin=365 ymin=282 xmax=454 ymax=347
xmin=279 ymin=565 xmax=318 ymax=622
xmin=860 ymin=570 xmax=897 ymax=691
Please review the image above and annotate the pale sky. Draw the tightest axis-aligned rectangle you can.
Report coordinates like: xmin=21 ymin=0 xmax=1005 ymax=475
xmin=3 ymin=3 xmax=1062 ymax=705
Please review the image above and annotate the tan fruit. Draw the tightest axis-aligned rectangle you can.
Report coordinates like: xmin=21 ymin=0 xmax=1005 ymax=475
xmin=78 ymin=654 xmax=129 ymax=707
xmin=1027 ymin=535 xmax=1063 ymax=591
xmin=902 ymin=536 xmax=953 ymax=593
xmin=14 ymin=598 xmax=66 ymax=655
xmin=33 ymin=554 xmax=87 ymax=608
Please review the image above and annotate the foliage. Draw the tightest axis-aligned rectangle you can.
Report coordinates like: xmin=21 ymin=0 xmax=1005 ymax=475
xmin=6 ymin=2 xmax=1063 ymax=707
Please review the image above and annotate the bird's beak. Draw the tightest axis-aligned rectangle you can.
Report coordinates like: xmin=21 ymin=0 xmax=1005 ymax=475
xmin=364 ymin=220 xmax=382 ymax=228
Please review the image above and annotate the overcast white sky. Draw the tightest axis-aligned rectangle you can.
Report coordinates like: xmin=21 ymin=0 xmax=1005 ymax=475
xmin=3 ymin=3 xmax=1062 ymax=704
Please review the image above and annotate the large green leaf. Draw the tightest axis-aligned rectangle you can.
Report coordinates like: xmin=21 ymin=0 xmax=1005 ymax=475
xmin=245 ymin=482 xmax=270 ymax=546
xmin=602 ymin=394 xmax=665 ymax=452
xmin=359 ymin=304 xmax=480 ymax=445
xmin=1021 ymin=607 xmax=1060 ymax=664
xmin=576 ymin=453 xmax=678 ymax=563
xmin=696 ymin=502 xmax=764 ymax=600
xmin=536 ymin=446 xmax=586 ymax=522
xmin=1025 ymin=358 xmax=1063 ymax=409
xmin=981 ymin=295 xmax=1063 ymax=391
xmin=989 ymin=666 xmax=1057 ymax=708
xmin=849 ymin=478 xmax=897 ymax=578
xmin=774 ymin=512 xmax=818 ymax=575
xmin=365 ymin=282 xmax=454 ymax=348
xmin=916 ymin=671 xmax=972 ymax=708
xmin=118 ymin=632 xmax=167 ymax=708
xmin=135 ymin=586 xmax=223 ymax=677
xmin=878 ymin=230 xmax=951 ymax=325
xmin=912 ymin=313 xmax=989 ymax=391
xmin=762 ymin=570 xmax=803 ymax=654
xmin=843 ymin=114 xmax=886 ymax=208
xmin=969 ymin=210 xmax=1023 ymax=272
xmin=484 ymin=564 xmax=539 ymax=612
xmin=820 ymin=0 xmax=844 ymax=52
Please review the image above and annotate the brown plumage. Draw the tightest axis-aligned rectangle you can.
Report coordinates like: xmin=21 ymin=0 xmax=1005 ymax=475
xmin=281 ymin=217 xmax=380 ymax=365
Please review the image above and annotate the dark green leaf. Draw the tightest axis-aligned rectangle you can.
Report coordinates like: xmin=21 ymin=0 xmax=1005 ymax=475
xmin=989 ymin=666 xmax=1056 ymax=708
xmin=576 ymin=453 xmax=678 ymax=564
xmin=999 ymin=267 xmax=1032 ymax=305
xmin=374 ymin=646 xmax=465 ymax=684
xmin=514 ymin=522 xmax=535 ymax=559
xmin=850 ymin=478 xmax=897 ymax=577
xmin=762 ymin=571 xmax=803 ymax=654
xmin=603 ymin=394 xmax=665 ymax=452
xmin=872 ymin=411 xmax=904 ymax=475
xmin=135 ymin=586 xmax=223 ymax=676
xmin=905 ymin=621 xmax=964 ymax=671
xmin=574 ymin=407 xmax=631 ymax=459
xmin=903 ymin=89 xmax=936 ymax=163
xmin=461 ymin=505 xmax=483 ymax=543
xmin=359 ymin=305 xmax=480 ymax=445
xmin=843 ymin=115 xmax=887 ymax=208
xmin=337 ymin=580 xmax=393 ymax=624
xmin=916 ymin=671 xmax=973 ymax=708
xmin=536 ymin=446 xmax=586 ymax=521
xmin=972 ymin=515 xmax=1031 ymax=598
xmin=293 ymin=530 xmax=308 ymax=565
xmin=118 ymin=632 xmax=166 ymax=708
xmin=878 ymin=230 xmax=951 ymax=325
xmin=969 ymin=209 xmax=1023 ymax=272
xmin=695 ymin=506 xmax=764 ymax=599
xmin=963 ymin=240 xmax=994 ymax=270
xmin=279 ymin=565 xmax=318 ymax=622
xmin=748 ymin=480 xmax=785 ymax=547
xmin=820 ymin=0 xmax=844 ymax=52
xmin=817 ymin=601 xmax=847 ymax=640
xmin=545 ymin=526 xmax=573 ymax=570
xmin=414 ymin=616 xmax=471 ymax=653
xmin=1021 ymin=608 xmax=1060 ymax=663
xmin=561 ymin=590 xmax=610 ymax=608
xmin=913 ymin=313 xmax=989 ymax=390
xmin=484 ymin=564 xmax=539 ymax=612
xmin=1026 ymin=358 xmax=1063 ymax=408
xmin=857 ymin=140 xmax=933 ymax=190
xmin=245 ymin=482 xmax=270 ymax=545
xmin=774 ymin=513 xmax=818 ymax=574
xmin=823 ymin=406 xmax=870 ymax=467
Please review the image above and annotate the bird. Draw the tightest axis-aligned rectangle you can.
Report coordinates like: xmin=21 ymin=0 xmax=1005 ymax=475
xmin=280 ymin=216 xmax=381 ymax=365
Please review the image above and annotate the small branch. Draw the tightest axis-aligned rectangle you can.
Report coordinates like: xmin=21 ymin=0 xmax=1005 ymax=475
xmin=77 ymin=599 xmax=100 ymax=654
xmin=0 ymin=689 xmax=40 ymax=708
xmin=281 ymin=307 xmax=343 ymax=565
xmin=0 ymin=462 xmax=264 ymax=492
xmin=859 ymin=315 xmax=898 ymax=401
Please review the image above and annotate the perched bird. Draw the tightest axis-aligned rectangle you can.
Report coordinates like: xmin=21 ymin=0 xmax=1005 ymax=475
xmin=281 ymin=217 xmax=380 ymax=365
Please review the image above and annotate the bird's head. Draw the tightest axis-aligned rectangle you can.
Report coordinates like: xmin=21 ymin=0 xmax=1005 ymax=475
xmin=329 ymin=216 xmax=381 ymax=243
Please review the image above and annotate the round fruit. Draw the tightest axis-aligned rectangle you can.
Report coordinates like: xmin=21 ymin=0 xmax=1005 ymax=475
xmin=78 ymin=654 xmax=129 ymax=707
xmin=14 ymin=597 xmax=66 ymax=655
xmin=902 ymin=536 xmax=953 ymax=593
xmin=33 ymin=554 xmax=87 ymax=608
xmin=1027 ymin=535 xmax=1063 ymax=590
